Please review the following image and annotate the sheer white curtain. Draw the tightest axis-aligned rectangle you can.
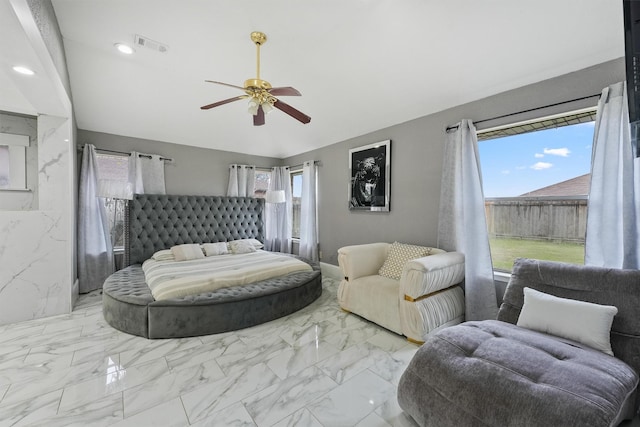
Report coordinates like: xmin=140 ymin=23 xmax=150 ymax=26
xmin=78 ymin=144 xmax=114 ymax=293
xmin=227 ymin=164 xmax=256 ymax=197
xmin=438 ymin=119 xmax=497 ymax=321
xmin=265 ymin=166 xmax=292 ymax=253
xmin=128 ymin=152 xmax=166 ymax=195
xmin=585 ymin=81 xmax=640 ymax=269
xmin=299 ymin=161 xmax=319 ymax=261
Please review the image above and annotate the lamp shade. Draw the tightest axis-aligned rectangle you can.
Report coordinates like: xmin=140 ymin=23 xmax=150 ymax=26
xmin=265 ymin=189 xmax=286 ymax=204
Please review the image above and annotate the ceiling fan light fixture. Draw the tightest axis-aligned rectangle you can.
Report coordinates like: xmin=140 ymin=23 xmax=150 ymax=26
xmin=202 ymin=31 xmax=310 ymax=125
xmin=247 ymin=98 xmax=260 ymax=115
xmin=261 ymin=101 xmax=273 ymax=114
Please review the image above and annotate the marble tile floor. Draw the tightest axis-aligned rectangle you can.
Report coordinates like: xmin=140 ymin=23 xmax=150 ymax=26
xmin=0 ymin=278 xmax=422 ymax=427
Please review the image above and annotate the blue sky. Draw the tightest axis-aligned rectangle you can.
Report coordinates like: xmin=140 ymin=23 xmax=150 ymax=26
xmin=478 ymin=122 xmax=594 ymax=197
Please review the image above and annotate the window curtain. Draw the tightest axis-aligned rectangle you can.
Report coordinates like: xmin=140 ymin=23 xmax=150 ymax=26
xmin=585 ymin=81 xmax=640 ymax=269
xmin=299 ymin=161 xmax=319 ymax=261
xmin=265 ymin=166 xmax=292 ymax=253
xmin=78 ymin=144 xmax=114 ymax=293
xmin=227 ymin=164 xmax=256 ymax=197
xmin=437 ymin=119 xmax=498 ymax=321
xmin=128 ymin=151 xmax=166 ymax=195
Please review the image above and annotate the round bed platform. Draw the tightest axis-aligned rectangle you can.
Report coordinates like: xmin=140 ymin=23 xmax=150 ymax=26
xmin=102 ymin=258 xmax=322 ymax=339
xmin=102 ymin=194 xmax=322 ymax=339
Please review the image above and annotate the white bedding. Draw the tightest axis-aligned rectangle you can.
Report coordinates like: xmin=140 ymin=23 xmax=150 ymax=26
xmin=142 ymin=250 xmax=313 ymax=300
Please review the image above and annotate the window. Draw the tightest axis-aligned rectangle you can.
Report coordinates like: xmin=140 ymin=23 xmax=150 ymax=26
xmin=253 ymin=169 xmax=271 ymax=198
xmin=291 ymin=170 xmax=302 ymax=239
xmin=95 ymin=153 xmax=129 ymax=250
xmin=477 ymin=109 xmax=595 ymax=272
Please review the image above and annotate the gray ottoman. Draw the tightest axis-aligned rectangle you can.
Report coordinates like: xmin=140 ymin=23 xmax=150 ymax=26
xmin=397 ymin=320 xmax=638 ymax=427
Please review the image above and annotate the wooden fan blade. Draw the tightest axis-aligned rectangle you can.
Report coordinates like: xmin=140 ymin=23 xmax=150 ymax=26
xmin=273 ymin=99 xmax=311 ymax=124
xmin=205 ymin=80 xmax=246 ymax=91
xmin=200 ymin=95 xmax=245 ymax=110
xmin=268 ymin=87 xmax=301 ymax=96
xmin=253 ymin=105 xmax=265 ymax=126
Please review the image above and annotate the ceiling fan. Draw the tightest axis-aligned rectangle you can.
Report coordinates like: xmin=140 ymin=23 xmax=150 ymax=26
xmin=201 ymin=31 xmax=311 ymax=126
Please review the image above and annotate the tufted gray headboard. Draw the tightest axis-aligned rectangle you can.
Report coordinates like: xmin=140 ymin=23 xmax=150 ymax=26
xmin=125 ymin=194 xmax=264 ymax=265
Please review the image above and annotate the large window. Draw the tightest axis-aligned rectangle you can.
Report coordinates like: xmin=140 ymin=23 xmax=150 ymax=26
xmin=477 ymin=109 xmax=595 ymax=272
xmin=95 ymin=153 xmax=128 ymax=250
xmin=291 ymin=170 xmax=302 ymax=239
xmin=253 ymin=169 xmax=271 ymax=198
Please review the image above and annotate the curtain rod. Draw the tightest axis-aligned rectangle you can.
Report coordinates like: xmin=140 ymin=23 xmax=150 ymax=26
xmin=289 ymin=160 xmax=320 ymax=170
xmin=445 ymin=93 xmax=601 ymax=132
xmin=77 ymin=145 xmax=174 ymax=162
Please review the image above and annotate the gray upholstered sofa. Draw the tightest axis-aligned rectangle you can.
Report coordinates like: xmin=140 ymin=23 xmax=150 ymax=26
xmin=397 ymin=258 xmax=640 ymax=426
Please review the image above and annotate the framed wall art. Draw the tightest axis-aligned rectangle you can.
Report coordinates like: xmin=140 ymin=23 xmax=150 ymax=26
xmin=348 ymin=140 xmax=390 ymax=212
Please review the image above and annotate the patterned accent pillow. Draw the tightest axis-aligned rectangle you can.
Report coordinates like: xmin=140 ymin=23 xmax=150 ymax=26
xmin=229 ymin=240 xmax=257 ymax=254
xmin=378 ymin=242 xmax=433 ymax=280
xmin=170 ymin=244 xmax=205 ymax=261
xmin=201 ymin=242 xmax=229 ymax=256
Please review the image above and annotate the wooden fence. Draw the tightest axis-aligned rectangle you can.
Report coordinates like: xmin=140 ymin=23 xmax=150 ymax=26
xmin=485 ymin=197 xmax=587 ymax=243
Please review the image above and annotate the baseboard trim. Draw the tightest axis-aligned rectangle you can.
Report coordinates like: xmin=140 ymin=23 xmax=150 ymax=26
xmin=320 ymin=262 xmax=342 ymax=281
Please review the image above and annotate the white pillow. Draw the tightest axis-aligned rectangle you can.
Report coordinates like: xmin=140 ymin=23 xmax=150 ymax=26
xmin=243 ymin=238 xmax=264 ymax=249
xmin=517 ymin=287 xmax=618 ymax=356
xmin=201 ymin=242 xmax=229 ymax=256
xmin=151 ymin=249 xmax=174 ymax=261
xmin=170 ymin=244 xmax=205 ymax=261
xmin=229 ymin=238 xmax=264 ymax=249
xmin=228 ymin=240 xmax=257 ymax=254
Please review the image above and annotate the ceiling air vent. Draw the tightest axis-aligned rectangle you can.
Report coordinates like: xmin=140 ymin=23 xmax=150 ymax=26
xmin=134 ymin=34 xmax=169 ymax=53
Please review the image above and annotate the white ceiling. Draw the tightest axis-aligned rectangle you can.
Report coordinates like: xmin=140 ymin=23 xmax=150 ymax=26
xmin=7 ymin=1 xmax=626 ymax=158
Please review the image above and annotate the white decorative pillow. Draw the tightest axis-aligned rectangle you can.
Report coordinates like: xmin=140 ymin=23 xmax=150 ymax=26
xmin=201 ymin=242 xmax=229 ymax=256
xmin=378 ymin=242 xmax=433 ymax=280
xmin=228 ymin=240 xmax=257 ymax=254
xmin=170 ymin=244 xmax=205 ymax=261
xmin=517 ymin=287 xmax=618 ymax=356
xmin=243 ymin=238 xmax=264 ymax=249
xmin=151 ymin=249 xmax=174 ymax=262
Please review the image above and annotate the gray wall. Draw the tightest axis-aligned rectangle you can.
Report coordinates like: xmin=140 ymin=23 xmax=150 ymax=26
xmin=77 ymin=130 xmax=282 ymax=196
xmin=285 ymin=58 xmax=625 ymax=265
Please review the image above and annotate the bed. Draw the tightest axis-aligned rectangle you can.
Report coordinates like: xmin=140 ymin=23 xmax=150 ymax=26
xmin=102 ymin=194 xmax=322 ymax=339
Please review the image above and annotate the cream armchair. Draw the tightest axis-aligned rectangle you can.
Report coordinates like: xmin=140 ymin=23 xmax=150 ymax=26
xmin=337 ymin=242 xmax=465 ymax=343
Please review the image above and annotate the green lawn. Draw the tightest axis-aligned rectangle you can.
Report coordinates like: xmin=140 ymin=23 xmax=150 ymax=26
xmin=490 ymin=237 xmax=585 ymax=271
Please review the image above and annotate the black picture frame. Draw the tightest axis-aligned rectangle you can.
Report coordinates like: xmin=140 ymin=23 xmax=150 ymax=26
xmin=348 ymin=140 xmax=391 ymax=211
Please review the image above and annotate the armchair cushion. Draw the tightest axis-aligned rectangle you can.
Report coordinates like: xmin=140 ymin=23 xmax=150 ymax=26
xmin=378 ymin=242 xmax=434 ymax=280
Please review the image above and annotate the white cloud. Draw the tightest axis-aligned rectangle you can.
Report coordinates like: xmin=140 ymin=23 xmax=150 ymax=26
xmin=501 ymin=170 xmax=510 ymax=175
xmin=543 ymin=147 xmax=570 ymax=157
xmin=531 ymin=162 xmax=553 ymax=170
xmin=534 ymin=153 xmax=544 ymax=158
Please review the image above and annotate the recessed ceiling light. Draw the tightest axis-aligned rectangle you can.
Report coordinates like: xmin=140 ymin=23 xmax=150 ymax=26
xmin=114 ymin=43 xmax=134 ymax=54
xmin=12 ymin=66 xmax=35 ymax=75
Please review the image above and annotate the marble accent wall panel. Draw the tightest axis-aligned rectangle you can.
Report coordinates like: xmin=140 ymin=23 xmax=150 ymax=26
xmin=0 ymin=113 xmax=38 ymax=210
xmin=0 ymin=115 xmax=72 ymax=325
xmin=0 ymin=210 xmax=69 ymax=323
xmin=38 ymin=115 xmax=70 ymax=211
